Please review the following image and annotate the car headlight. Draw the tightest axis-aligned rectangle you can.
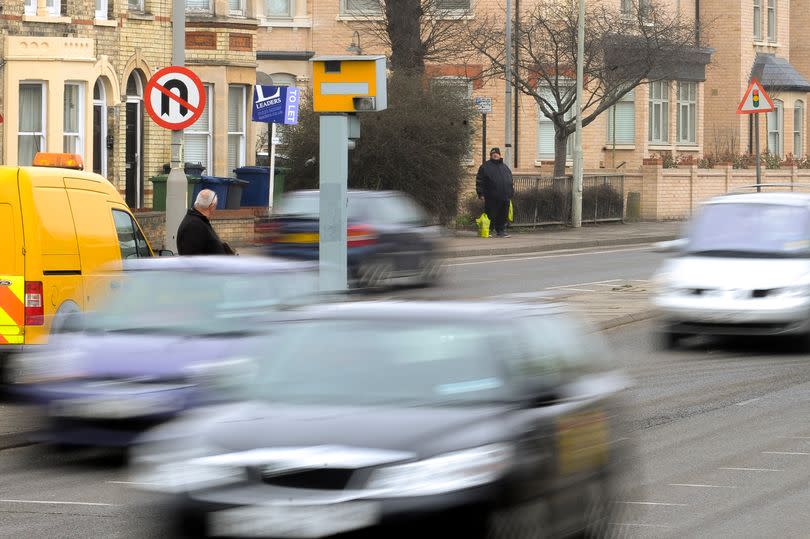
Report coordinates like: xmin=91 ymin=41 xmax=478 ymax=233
xmin=130 ymin=443 xmax=244 ymax=493
xmin=9 ymin=349 xmax=84 ymax=385
xmin=365 ymin=443 xmax=513 ymax=497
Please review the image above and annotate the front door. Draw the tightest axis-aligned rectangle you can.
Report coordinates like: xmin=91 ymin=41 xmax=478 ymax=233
xmin=125 ymin=100 xmax=143 ymax=208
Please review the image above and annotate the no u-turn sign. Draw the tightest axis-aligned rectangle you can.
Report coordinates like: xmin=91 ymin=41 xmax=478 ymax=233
xmin=145 ymin=66 xmax=206 ymax=130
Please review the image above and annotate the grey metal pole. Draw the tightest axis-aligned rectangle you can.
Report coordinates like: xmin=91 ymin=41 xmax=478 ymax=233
xmin=482 ymin=113 xmax=487 ymax=164
xmin=165 ymin=0 xmax=187 ymax=253
xmin=504 ymin=0 xmax=513 ymax=168
xmin=319 ymin=114 xmax=349 ymax=292
xmin=755 ymin=113 xmax=761 ymax=192
xmin=572 ymin=0 xmax=585 ymax=228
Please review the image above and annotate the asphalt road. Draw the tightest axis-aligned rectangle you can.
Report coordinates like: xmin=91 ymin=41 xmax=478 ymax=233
xmin=3 ymin=245 xmax=810 ymax=538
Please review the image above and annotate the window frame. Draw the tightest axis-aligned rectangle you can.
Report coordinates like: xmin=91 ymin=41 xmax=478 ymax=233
xmin=767 ymin=0 xmax=777 ymax=42
xmin=265 ymin=0 xmax=294 ymax=18
xmin=93 ymin=80 xmax=108 ymax=177
xmin=606 ymin=89 xmax=636 ymax=145
xmin=184 ymin=84 xmax=213 ymax=176
xmin=18 ymin=82 xmax=47 ymax=166
xmin=795 ymin=100 xmax=804 ymax=158
xmin=754 ymin=0 xmax=762 ymax=40
xmin=228 ymin=84 xmax=247 ymax=176
xmin=186 ymin=0 xmax=213 ymax=13
xmin=25 ymin=0 xmax=60 ymax=16
xmin=95 ymin=0 xmax=108 ymax=19
xmin=63 ymin=82 xmax=85 ymax=157
xmin=229 ymin=0 xmax=245 ymax=16
xmin=537 ymin=82 xmax=574 ymax=161
xmin=112 ymin=209 xmax=151 ymax=260
xmin=648 ymin=80 xmax=670 ymax=144
xmin=677 ymin=82 xmax=697 ymax=145
xmin=128 ymin=0 xmax=145 ymax=12
xmin=340 ymin=0 xmax=382 ymax=16
xmin=767 ymin=99 xmax=784 ymax=157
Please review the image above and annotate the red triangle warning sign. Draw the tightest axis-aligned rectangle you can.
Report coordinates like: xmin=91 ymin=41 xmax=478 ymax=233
xmin=737 ymin=78 xmax=775 ymax=114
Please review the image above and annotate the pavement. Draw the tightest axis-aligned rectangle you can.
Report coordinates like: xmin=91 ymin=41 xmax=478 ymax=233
xmin=0 ymin=221 xmax=679 ymax=451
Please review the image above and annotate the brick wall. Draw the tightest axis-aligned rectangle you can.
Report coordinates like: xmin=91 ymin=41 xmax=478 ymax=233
xmin=134 ymin=210 xmax=257 ymax=251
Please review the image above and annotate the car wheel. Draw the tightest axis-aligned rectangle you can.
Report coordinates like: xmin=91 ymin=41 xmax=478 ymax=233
xmin=655 ymin=329 xmax=683 ymax=351
xmin=416 ymin=258 xmax=443 ymax=288
xmin=485 ymin=498 xmax=552 ymax=539
xmin=580 ymin=479 xmax=619 ymax=539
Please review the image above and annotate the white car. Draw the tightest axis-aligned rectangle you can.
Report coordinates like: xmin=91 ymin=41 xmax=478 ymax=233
xmin=652 ymin=191 xmax=810 ymax=349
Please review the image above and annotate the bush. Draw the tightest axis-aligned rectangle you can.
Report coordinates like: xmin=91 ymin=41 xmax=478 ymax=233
xmin=582 ymin=184 xmax=623 ymax=220
xmin=511 ymin=187 xmax=570 ymax=224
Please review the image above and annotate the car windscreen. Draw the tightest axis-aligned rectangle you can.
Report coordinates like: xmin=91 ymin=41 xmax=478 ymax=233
xmin=275 ymin=193 xmax=368 ymax=220
xmin=686 ymin=202 xmax=810 ymax=257
xmin=370 ymin=194 xmax=429 ymax=225
xmin=82 ymin=270 xmax=317 ymax=335
xmin=242 ymin=320 xmax=512 ymax=406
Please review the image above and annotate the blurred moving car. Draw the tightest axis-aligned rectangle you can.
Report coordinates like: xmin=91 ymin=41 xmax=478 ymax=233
xmin=653 ymin=189 xmax=810 ymax=348
xmin=8 ymin=256 xmax=318 ymax=448
xmin=256 ymin=190 xmax=443 ymax=288
xmin=131 ymin=300 xmax=631 ymax=538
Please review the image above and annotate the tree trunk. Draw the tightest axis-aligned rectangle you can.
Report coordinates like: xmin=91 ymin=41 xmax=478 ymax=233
xmin=553 ymin=127 xmax=570 ymax=178
xmin=385 ymin=0 xmax=426 ymax=73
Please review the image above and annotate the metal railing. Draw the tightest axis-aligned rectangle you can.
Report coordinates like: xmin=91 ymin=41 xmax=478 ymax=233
xmin=510 ymin=174 xmax=625 ymax=227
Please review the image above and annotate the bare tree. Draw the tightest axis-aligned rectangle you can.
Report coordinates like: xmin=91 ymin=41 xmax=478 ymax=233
xmin=348 ymin=0 xmax=472 ymax=73
xmin=467 ymin=0 xmax=707 ymax=176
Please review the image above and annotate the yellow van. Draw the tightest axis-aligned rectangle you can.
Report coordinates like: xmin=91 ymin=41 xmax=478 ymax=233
xmin=0 ymin=153 xmax=154 ymax=376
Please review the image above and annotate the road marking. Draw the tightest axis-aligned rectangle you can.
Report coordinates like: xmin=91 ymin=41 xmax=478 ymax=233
xmin=546 ymin=287 xmax=596 ymax=292
xmin=781 ymin=436 xmax=810 ymax=440
xmin=106 ymin=480 xmax=158 ymax=486
xmin=762 ymin=451 xmax=810 ymax=456
xmin=447 ymin=246 xmax=651 ymax=267
xmin=618 ymin=501 xmax=688 ymax=506
xmin=611 ymin=523 xmax=672 ymax=529
xmin=735 ymin=398 xmax=761 ymax=406
xmin=719 ymin=467 xmax=783 ymax=472
xmin=668 ymin=483 xmax=737 ymax=489
xmin=0 ymin=499 xmax=116 ymax=507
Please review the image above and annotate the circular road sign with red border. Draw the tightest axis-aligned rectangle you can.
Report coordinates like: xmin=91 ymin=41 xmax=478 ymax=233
xmin=145 ymin=66 xmax=206 ymax=131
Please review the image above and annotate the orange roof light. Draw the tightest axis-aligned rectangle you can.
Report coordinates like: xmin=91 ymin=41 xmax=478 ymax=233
xmin=32 ymin=152 xmax=84 ymax=170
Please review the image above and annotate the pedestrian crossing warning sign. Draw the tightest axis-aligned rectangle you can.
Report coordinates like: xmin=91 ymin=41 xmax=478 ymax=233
xmin=737 ymin=78 xmax=775 ymax=114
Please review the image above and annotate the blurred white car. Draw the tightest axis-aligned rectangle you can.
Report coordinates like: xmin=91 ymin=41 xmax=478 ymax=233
xmin=652 ymin=190 xmax=810 ymax=348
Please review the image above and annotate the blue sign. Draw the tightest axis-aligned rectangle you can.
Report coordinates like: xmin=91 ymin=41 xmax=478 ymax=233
xmin=252 ymin=85 xmax=300 ymax=125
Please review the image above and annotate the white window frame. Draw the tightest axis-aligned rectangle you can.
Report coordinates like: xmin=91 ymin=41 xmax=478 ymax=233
xmin=63 ymin=82 xmax=85 ymax=158
xmin=648 ymin=80 xmax=670 ymax=144
xmin=795 ymin=101 xmax=804 ymax=157
xmin=341 ymin=0 xmax=382 ymax=16
xmin=435 ymin=0 xmax=471 ymax=12
xmin=18 ymin=82 xmax=47 ymax=166
xmin=186 ymin=0 xmax=212 ymax=12
xmin=537 ymin=82 xmax=574 ymax=162
xmin=93 ymin=80 xmax=108 ymax=177
xmin=228 ymin=85 xmax=247 ymax=175
xmin=607 ymin=89 xmax=636 ymax=145
xmin=265 ymin=0 xmax=294 ymax=18
xmin=95 ymin=0 xmax=108 ymax=19
xmin=767 ymin=0 xmax=776 ymax=42
xmin=128 ymin=0 xmax=145 ymax=11
xmin=753 ymin=0 xmax=762 ymax=40
xmin=767 ymin=99 xmax=784 ymax=157
xmin=677 ymin=82 xmax=697 ymax=145
xmin=229 ymin=0 xmax=245 ymax=16
xmin=184 ymin=84 xmax=213 ymax=175
xmin=25 ymin=0 xmax=60 ymax=16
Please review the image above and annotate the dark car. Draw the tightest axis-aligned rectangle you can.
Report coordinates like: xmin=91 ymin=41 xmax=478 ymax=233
xmin=130 ymin=300 xmax=632 ymax=538
xmin=7 ymin=256 xmax=319 ymax=449
xmin=257 ymin=190 xmax=444 ymax=288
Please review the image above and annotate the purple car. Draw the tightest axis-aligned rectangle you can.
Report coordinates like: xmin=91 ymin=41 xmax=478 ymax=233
xmin=8 ymin=256 xmax=319 ymax=449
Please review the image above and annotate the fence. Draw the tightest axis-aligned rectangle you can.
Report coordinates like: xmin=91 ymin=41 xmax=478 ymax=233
xmin=510 ymin=174 xmax=625 ymax=227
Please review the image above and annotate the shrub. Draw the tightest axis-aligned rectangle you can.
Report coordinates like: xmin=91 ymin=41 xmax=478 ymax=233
xmin=582 ymin=184 xmax=623 ymax=220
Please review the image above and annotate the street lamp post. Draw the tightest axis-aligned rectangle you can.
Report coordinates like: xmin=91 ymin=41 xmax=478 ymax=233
xmin=504 ymin=0 xmax=513 ymax=168
xmin=572 ymin=0 xmax=585 ymax=228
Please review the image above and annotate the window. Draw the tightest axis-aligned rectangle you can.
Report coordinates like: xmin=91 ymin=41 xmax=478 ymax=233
xmin=537 ymin=84 xmax=573 ymax=161
xmin=93 ymin=80 xmax=108 ymax=177
xmin=266 ymin=0 xmax=293 ymax=17
xmin=753 ymin=0 xmax=762 ymax=40
xmin=648 ymin=80 xmax=670 ymax=144
xmin=186 ymin=0 xmax=211 ymax=11
xmin=96 ymin=0 xmax=108 ymax=19
xmin=185 ymin=84 xmax=212 ymax=175
xmin=64 ymin=83 xmax=84 ymax=156
xmin=767 ymin=0 xmax=776 ymax=42
xmin=767 ymin=99 xmax=784 ymax=157
xmin=112 ymin=210 xmax=151 ymax=259
xmin=128 ymin=0 xmax=144 ymax=11
xmin=795 ymin=101 xmax=804 ymax=157
xmin=436 ymin=0 xmax=471 ymax=9
xmin=341 ymin=0 xmax=381 ymax=15
xmin=677 ymin=82 xmax=697 ymax=144
xmin=19 ymin=83 xmax=46 ymax=166
xmin=229 ymin=0 xmax=244 ymax=15
xmin=607 ymin=89 xmax=635 ymax=145
xmin=25 ymin=0 xmax=59 ymax=16
xmin=228 ymin=85 xmax=247 ymax=176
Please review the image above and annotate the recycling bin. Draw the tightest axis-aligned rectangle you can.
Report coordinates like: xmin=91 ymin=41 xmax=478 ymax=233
xmin=234 ymin=166 xmax=288 ymax=207
xmin=149 ymin=174 xmax=200 ymax=211
xmin=225 ymin=178 xmax=249 ymax=210
xmin=192 ymin=176 xmax=230 ymax=210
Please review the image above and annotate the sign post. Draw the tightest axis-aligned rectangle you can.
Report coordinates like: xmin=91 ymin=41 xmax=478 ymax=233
xmin=252 ymin=85 xmax=300 ymax=209
xmin=475 ymin=97 xmax=493 ymax=165
xmin=144 ymin=65 xmax=206 ymax=252
xmin=737 ymin=78 xmax=775 ymax=192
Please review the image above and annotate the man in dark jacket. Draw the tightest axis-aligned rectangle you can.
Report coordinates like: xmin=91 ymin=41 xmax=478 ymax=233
xmin=176 ymin=189 xmax=235 ymax=255
xmin=476 ymin=147 xmax=515 ymax=238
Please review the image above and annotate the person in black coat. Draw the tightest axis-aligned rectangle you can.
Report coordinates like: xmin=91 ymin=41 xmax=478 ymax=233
xmin=176 ymin=189 xmax=235 ymax=255
xmin=476 ymin=147 xmax=515 ymax=237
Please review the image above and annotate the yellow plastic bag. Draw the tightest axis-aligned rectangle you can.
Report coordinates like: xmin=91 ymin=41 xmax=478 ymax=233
xmin=507 ymin=201 xmax=514 ymax=223
xmin=475 ymin=212 xmax=491 ymax=238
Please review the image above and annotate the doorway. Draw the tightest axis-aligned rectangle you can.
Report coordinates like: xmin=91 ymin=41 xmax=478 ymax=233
xmin=125 ymin=72 xmax=144 ymax=208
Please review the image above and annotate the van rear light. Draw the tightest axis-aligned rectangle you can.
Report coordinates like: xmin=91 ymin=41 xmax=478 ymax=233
xmin=24 ymin=281 xmax=44 ymax=326
xmin=348 ymin=225 xmax=378 ymax=248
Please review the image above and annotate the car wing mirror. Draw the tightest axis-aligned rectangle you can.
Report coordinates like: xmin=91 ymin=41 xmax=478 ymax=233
xmin=653 ymin=238 xmax=687 ymax=253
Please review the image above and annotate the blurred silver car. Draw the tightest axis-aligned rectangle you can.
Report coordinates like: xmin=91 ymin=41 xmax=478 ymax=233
xmin=652 ymin=191 xmax=810 ymax=348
